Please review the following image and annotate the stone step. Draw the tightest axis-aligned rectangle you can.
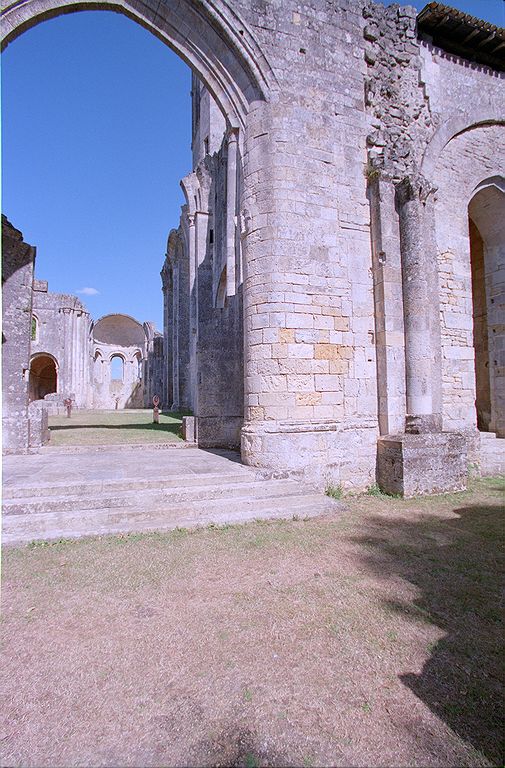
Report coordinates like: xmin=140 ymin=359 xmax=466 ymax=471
xmin=38 ymin=441 xmax=195 ymax=454
xmin=2 ymin=492 xmax=341 ymax=545
xmin=3 ymin=478 xmax=312 ymax=515
xmin=2 ymin=469 xmax=257 ymax=500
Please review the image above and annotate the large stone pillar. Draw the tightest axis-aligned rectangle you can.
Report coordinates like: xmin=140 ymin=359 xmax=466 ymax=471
xmin=396 ymin=174 xmax=442 ymax=434
xmin=187 ymin=213 xmax=197 ymax=413
xmin=376 ymin=174 xmax=466 ymax=496
xmin=1 ymin=216 xmax=35 ymax=453
xmin=161 ymin=257 xmax=173 ymax=409
xmin=368 ymin=176 xmax=406 ymax=436
xmin=226 ymin=128 xmax=238 ymax=297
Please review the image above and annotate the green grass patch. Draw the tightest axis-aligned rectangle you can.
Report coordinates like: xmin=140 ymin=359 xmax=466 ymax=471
xmin=325 ymin=483 xmax=343 ymax=500
xmin=48 ymin=408 xmax=185 ymax=446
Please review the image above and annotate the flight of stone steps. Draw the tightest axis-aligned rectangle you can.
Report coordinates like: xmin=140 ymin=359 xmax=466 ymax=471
xmin=479 ymin=432 xmax=505 ymax=476
xmin=2 ymin=447 xmax=340 ymax=545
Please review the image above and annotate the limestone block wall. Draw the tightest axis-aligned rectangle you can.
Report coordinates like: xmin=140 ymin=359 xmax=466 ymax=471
xmin=1 ymin=216 xmax=35 ymax=453
xmin=235 ymin=0 xmax=378 ymax=487
xmin=31 ymin=283 xmax=92 ymax=408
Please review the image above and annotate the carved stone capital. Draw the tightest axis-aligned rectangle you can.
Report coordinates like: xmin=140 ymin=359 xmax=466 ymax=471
xmin=226 ymin=126 xmax=239 ymax=144
xmin=395 ymin=172 xmax=437 ymax=206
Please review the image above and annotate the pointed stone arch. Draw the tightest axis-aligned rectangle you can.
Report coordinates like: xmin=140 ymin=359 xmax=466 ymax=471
xmin=468 ymin=179 xmax=505 ymax=436
xmin=0 ymin=0 xmax=274 ymax=130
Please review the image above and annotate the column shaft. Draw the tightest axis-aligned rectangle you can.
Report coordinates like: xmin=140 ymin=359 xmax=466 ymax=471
xmin=396 ymin=175 xmax=441 ymax=433
xmin=226 ymin=130 xmax=238 ymax=297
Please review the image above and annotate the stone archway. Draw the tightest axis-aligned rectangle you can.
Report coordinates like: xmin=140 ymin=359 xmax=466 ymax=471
xmin=29 ymin=353 xmax=58 ymax=401
xmin=2 ymin=0 xmax=276 ymax=454
xmin=0 ymin=0 xmax=273 ymax=131
xmin=468 ymin=182 xmax=505 ymax=437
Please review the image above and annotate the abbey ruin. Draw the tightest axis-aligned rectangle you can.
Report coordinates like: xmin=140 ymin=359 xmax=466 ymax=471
xmin=2 ymin=215 xmax=164 ymax=444
xmin=2 ymin=0 xmax=504 ymax=496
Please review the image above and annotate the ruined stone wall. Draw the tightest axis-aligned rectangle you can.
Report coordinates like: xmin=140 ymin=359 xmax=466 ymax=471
xmin=194 ymin=131 xmax=244 ymax=448
xmin=92 ymin=343 xmax=144 ymax=408
xmin=162 ymin=0 xmax=503 ymax=483
xmin=163 ymin=107 xmax=243 ymax=445
xmin=363 ymin=1 xmax=432 ymax=180
xmin=191 ymin=74 xmax=227 ymax=169
xmin=143 ymin=324 xmax=164 ymax=407
xmin=31 ymin=283 xmax=91 ymax=408
xmin=92 ymin=314 xmax=150 ymax=409
xmin=2 ymin=216 xmax=35 ymax=453
xmin=160 ymin=257 xmax=172 ymax=408
xmin=196 ymin=145 xmax=244 ymax=447
xmin=149 ymin=334 xmax=165 ymax=405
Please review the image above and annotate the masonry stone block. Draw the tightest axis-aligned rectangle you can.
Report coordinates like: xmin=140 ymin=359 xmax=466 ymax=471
xmin=377 ymin=433 xmax=468 ymax=497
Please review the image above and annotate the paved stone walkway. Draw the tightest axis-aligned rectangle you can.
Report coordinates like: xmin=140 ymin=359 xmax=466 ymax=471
xmin=3 ymin=445 xmax=339 ymax=544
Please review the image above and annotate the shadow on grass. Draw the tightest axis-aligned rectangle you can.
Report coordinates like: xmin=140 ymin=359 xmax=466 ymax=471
xmin=50 ymin=423 xmax=182 ymax=436
xmin=352 ymin=501 xmax=504 ymax=765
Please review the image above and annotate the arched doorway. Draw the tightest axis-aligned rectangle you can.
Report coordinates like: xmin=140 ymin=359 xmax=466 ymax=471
xmin=2 ymin=0 xmax=274 ymax=452
xmin=29 ymin=353 xmax=58 ymax=401
xmin=469 ymin=180 xmax=505 ymax=437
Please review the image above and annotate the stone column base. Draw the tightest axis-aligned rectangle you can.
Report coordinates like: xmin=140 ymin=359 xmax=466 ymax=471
xmin=241 ymin=419 xmax=377 ymax=491
xmin=377 ymin=432 xmax=467 ymax=497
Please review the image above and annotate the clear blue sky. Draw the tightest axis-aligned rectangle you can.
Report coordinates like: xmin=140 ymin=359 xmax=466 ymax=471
xmin=2 ymin=0 xmax=504 ymax=329
xmin=2 ymin=12 xmax=192 ymax=329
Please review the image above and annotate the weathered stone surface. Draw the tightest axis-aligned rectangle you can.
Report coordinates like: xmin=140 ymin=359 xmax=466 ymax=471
xmin=2 ymin=446 xmax=342 ymax=544
xmin=1 ymin=216 xmax=35 ymax=454
xmin=28 ymin=401 xmax=50 ymax=448
xmin=182 ymin=416 xmax=196 ymax=443
xmin=377 ymin=433 xmax=468 ymax=497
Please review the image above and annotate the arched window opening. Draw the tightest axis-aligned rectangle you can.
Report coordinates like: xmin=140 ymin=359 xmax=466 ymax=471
xmin=94 ymin=350 xmax=103 ymax=383
xmin=31 ymin=316 xmax=38 ymax=342
xmin=110 ymin=355 xmax=124 ymax=381
xmin=29 ymin=354 xmax=57 ymax=402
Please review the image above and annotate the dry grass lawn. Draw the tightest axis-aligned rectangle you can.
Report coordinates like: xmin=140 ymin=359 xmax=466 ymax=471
xmin=1 ymin=477 xmax=504 ymax=767
xmin=48 ymin=409 xmax=184 ymax=446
